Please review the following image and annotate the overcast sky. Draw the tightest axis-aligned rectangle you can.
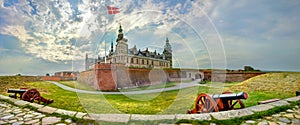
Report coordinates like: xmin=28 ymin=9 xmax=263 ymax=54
xmin=0 ymin=0 xmax=299 ymax=76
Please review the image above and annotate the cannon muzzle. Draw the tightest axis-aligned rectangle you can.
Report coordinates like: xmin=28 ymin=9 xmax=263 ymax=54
xmin=7 ymin=89 xmax=27 ymax=94
xmin=212 ymin=92 xmax=248 ymax=100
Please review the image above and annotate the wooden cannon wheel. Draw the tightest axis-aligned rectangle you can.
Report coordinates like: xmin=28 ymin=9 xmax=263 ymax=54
xmin=21 ymin=88 xmax=40 ymax=103
xmin=222 ymin=91 xmax=245 ymax=110
xmin=188 ymin=93 xmax=219 ymax=113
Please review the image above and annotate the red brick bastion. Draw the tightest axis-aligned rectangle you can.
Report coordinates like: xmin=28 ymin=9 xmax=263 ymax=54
xmin=77 ymin=63 xmax=265 ymax=91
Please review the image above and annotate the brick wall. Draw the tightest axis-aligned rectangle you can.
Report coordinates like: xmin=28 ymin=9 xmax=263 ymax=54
xmin=87 ymin=64 xmax=191 ymax=90
xmin=94 ymin=63 xmax=118 ymax=90
xmin=77 ymin=70 xmax=95 ymax=88
xmin=41 ymin=76 xmax=61 ymax=81
xmin=78 ymin=64 xmax=263 ymax=90
xmin=203 ymin=71 xmax=265 ymax=82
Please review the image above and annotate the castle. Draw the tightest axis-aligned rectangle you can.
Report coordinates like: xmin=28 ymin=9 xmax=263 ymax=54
xmin=78 ymin=26 xmax=264 ymax=90
xmin=85 ymin=25 xmax=172 ymax=70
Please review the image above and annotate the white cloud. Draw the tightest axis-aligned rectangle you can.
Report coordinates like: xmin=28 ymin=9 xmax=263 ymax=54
xmin=0 ymin=0 xmax=221 ymax=67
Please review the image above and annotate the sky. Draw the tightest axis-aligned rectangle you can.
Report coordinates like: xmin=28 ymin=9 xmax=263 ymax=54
xmin=0 ymin=0 xmax=299 ymax=76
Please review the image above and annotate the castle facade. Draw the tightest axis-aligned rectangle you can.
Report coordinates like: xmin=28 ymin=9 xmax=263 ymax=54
xmin=85 ymin=25 xmax=172 ymax=70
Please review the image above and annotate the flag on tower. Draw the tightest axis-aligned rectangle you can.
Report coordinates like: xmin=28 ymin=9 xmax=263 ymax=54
xmin=107 ymin=6 xmax=120 ymax=14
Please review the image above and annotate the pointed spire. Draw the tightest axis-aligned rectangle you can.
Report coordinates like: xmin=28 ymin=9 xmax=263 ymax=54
xmin=116 ymin=24 xmax=124 ymax=42
xmin=118 ymin=24 xmax=123 ymax=33
xmin=164 ymin=37 xmax=172 ymax=52
xmin=166 ymin=37 xmax=169 ymax=43
xmin=110 ymin=41 xmax=114 ymax=52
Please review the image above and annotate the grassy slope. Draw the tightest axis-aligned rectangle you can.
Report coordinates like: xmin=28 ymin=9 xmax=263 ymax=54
xmin=225 ymin=72 xmax=300 ymax=106
xmin=0 ymin=76 xmax=39 ymax=93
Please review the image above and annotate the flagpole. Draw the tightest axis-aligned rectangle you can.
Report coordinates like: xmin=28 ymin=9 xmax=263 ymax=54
xmin=105 ymin=4 xmax=119 ymax=64
xmin=104 ymin=41 xmax=107 ymax=63
xmin=104 ymin=3 xmax=108 ymax=63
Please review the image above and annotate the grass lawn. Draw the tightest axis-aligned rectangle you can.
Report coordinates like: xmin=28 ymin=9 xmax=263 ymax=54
xmin=23 ymin=81 xmax=209 ymax=114
xmin=58 ymin=80 xmax=188 ymax=92
xmin=58 ymin=81 xmax=95 ymax=91
xmin=0 ymin=72 xmax=299 ymax=114
xmin=118 ymin=81 xmax=185 ymax=92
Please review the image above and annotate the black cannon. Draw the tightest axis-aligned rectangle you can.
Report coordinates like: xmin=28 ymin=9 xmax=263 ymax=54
xmin=7 ymin=89 xmax=27 ymax=99
xmin=7 ymin=88 xmax=53 ymax=104
xmin=188 ymin=91 xmax=248 ymax=114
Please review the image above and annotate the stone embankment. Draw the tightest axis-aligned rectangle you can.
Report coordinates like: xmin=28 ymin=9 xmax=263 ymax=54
xmin=0 ymin=94 xmax=299 ymax=125
xmin=241 ymin=106 xmax=300 ymax=125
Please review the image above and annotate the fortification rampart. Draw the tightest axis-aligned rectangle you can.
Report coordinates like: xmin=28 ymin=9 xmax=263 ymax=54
xmin=78 ymin=64 xmax=264 ymax=90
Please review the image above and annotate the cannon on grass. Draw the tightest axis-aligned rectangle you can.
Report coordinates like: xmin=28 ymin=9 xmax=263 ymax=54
xmin=7 ymin=88 xmax=53 ymax=104
xmin=187 ymin=91 xmax=248 ymax=114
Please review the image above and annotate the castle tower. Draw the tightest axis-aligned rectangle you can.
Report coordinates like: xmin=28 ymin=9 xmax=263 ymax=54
xmin=114 ymin=24 xmax=128 ymax=64
xmin=163 ymin=37 xmax=172 ymax=67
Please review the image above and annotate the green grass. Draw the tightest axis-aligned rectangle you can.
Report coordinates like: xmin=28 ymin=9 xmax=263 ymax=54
xmin=226 ymin=72 xmax=300 ymax=107
xmin=119 ymin=82 xmax=179 ymax=92
xmin=58 ymin=81 xmax=95 ymax=91
xmin=0 ymin=76 xmax=39 ymax=95
xmin=59 ymin=80 xmax=186 ymax=92
xmin=0 ymin=72 xmax=299 ymax=115
xmin=2 ymin=81 xmax=208 ymax=114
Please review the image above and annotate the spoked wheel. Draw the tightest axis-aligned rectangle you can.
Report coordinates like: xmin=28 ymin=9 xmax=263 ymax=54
xmin=187 ymin=93 xmax=218 ymax=114
xmin=22 ymin=89 xmax=41 ymax=103
xmin=222 ymin=91 xmax=245 ymax=110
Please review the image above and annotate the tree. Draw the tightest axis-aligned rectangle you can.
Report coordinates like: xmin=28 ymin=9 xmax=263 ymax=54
xmin=244 ymin=66 xmax=254 ymax=71
xmin=46 ymin=73 xmax=50 ymax=76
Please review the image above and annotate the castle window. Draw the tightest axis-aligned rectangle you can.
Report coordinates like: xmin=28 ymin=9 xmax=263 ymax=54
xmin=142 ymin=59 xmax=144 ymax=65
xmin=131 ymin=58 xmax=134 ymax=63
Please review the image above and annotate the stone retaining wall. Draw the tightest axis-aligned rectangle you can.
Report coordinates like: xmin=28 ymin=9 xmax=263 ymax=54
xmin=0 ymin=94 xmax=299 ymax=123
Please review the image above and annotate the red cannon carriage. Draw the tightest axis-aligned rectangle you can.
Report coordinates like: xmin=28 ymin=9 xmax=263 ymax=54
xmin=7 ymin=88 xmax=53 ymax=104
xmin=187 ymin=91 xmax=248 ymax=114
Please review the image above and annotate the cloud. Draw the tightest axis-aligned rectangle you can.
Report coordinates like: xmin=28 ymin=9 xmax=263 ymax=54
xmin=0 ymin=0 xmax=217 ymax=64
xmin=1 ymin=0 xmax=299 ymax=72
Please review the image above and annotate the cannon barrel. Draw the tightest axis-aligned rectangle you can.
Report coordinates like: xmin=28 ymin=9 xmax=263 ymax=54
xmin=7 ymin=89 xmax=27 ymax=93
xmin=212 ymin=92 xmax=248 ymax=100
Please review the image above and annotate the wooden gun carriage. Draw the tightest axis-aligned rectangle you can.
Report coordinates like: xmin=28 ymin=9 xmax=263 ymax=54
xmin=7 ymin=88 xmax=53 ymax=104
xmin=188 ymin=91 xmax=248 ymax=114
